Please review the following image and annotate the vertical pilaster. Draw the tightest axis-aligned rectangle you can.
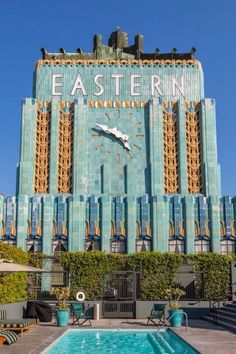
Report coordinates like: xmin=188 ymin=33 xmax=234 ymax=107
xmin=16 ymin=195 xmax=29 ymax=250
xmin=177 ymin=101 xmax=188 ymax=194
xmin=101 ymin=195 xmax=111 ymax=252
xmin=126 ymin=163 xmax=137 ymax=195
xmin=42 ymin=195 xmax=54 ymax=255
xmin=0 ymin=195 xmax=4 ymax=237
xmin=18 ymin=98 xmax=37 ymax=195
xmin=126 ymin=195 xmax=136 ymax=253
xmin=209 ymin=195 xmax=221 ymax=252
xmin=155 ymin=195 xmax=169 ymax=252
xmin=68 ymin=195 xmax=85 ymax=251
xmin=41 ymin=258 xmax=52 ymax=291
xmin=233 ymin=197 xmax=236 ymax=236
xmin=149 ymin=99 xmax=164 ymax=195
xmin=200 ymin=99 xmax=221 ymax=196
xmin=151 ymin=197 xmax=158 ymax=251
xmin=73 ymin=99 xmax=88 ymax=194
xmin=49 ymin=97 xmax=60 ymax=193
xmin=103 ymin=162 xmax=111 ymax=194
xmin=184 ymin=195 xmax=195 ymax=253
xmin=41 ymin=195 xmax=54 ymax=291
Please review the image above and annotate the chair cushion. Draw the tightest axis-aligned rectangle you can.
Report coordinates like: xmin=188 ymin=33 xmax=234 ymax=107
xmin=148 ymin=314 xmax=163 ymax=319
xmin=0 ymin=330 xmax=19 ymax=344
xmin=0 ymin=318 xmax=36 ymax=328
xmin=0 ymin=310 xmax=6 ymax=320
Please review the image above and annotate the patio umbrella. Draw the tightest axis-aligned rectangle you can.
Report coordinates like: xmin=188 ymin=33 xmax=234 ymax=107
xmin=0 ymin=259 xmax=48 ymax=273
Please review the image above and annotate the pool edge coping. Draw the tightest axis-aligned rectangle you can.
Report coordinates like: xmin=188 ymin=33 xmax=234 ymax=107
xmin=41 ymin=327 xmax=200 ymax=354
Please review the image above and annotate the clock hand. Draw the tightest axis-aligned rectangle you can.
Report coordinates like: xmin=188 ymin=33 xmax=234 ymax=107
xmin=122 ymin=140 xmax=131 ymax=151
xmin=96 ymin=123 xmax=131 ymax=151
xmin=96 ymin=123 xmax=128 ymax=140
xmin=96 ymin=123 xmax=112 ymax=135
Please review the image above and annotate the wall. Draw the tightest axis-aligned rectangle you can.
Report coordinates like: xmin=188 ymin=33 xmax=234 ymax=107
xmin=0 ymin=301 xmax=27 ymax=319
xmin=136 ymin=301 xmax=213 ymax=319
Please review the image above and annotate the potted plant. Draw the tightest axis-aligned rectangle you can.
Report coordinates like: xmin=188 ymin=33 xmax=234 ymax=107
xmin=164 ymin=287 xmax=186 ymax=327
xmin=50 ymin=287 xmax=70 ymax=327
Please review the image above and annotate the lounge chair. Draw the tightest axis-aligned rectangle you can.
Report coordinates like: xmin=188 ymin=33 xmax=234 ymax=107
xmin=147 ymin=304 xmax=166 ymax=325
xmin=0 ymin=310 xmax=37 ymax=336
xmin=71 ymin=303 xmax=93 ymax=326
xmin=0 ymin=330 xmax=19 ymax=345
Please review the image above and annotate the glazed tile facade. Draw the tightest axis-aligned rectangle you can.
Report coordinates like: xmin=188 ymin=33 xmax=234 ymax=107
xmin=1 ymin=29 xmax=235 ymax=255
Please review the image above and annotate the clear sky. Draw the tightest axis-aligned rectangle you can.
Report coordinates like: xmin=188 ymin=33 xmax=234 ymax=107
xmin=0 ymin=0 xmax=235 ymax=196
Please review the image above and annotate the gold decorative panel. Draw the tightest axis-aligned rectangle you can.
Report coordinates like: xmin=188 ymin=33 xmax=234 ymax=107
xmin=57 ymin=102 xmax=74 ymax=193
xmin=34 ymin=102 xmax=51 ymax=193
xmin=37 ymin=59 xmax=200 ymax=69
xmin=186 ymin=105 xmax=202 ymax=193
xmin=87 ymin=100 xmax=148 ymax=108
xmin=163 ymin=103 xmax=179 ymax=193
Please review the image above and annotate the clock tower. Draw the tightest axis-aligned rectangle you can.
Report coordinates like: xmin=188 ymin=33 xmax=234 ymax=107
xmin=2 ymin=29 xmax=234 ymax=257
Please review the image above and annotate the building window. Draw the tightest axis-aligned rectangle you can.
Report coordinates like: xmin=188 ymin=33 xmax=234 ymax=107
xmin=1 ymin=238 xmax=16 ymax=246
xmin=136 ymin=239 xmax=151 ymax=252
xmin=27 ymin=239 xmax=42 ymax=253
xmin=111 ymin=239 xmax=126 ymax=253
xmin=52 ymin=239 xmax=67 ymax=254
xmin=85 ymin=240 xmax=100 ymax=251
xmin=169 ymin=238 xmax=185 ymax=253
xmin=194 ymin=238 xmax=210 ymax=253
xmin=221 ymin=239 xmax=236 ymax=255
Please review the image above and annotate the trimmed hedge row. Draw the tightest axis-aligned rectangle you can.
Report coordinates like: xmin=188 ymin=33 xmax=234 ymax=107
xmin=0 ymin=244 xmax=233 ymax=303
xmin=58 ymin=251 xmax=234 ymax=301
xmin=59 ymin=252 xmax=126 ymax=299
xmin=0 ymin=243 xmax=29 ymax=304
xmin=193 ymin=253 xmax=232 ymax=301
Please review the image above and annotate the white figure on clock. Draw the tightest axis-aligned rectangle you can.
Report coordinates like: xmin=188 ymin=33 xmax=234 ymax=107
xmin=96 ymin=123 xmax=131 ymax=151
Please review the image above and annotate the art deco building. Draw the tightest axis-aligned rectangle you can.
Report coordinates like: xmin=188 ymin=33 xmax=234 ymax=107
xmin=0 ymin=29 xmax=235 ymax=256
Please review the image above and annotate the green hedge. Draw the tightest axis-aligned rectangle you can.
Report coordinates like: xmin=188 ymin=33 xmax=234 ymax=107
xmin=0 ymin=246 xmax=234 ymax=303
xmin=58 ymin=251 xmax=184 ymax=300
xmin=126 ymin=252 xmax=184 ymax=300
xmin=58 ymin=251 xmax=234 ymax=301
xmin=59 ymin=251 xmax=126 ymax=299
xmin=194 ymin=253 xmax=232 ymax=301
xmin=0 ymin=243 xmax=29 ymax=304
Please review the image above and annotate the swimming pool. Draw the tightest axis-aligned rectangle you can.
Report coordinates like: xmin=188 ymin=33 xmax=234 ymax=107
xmin=43 ymin=329 xmax=199 ymax=354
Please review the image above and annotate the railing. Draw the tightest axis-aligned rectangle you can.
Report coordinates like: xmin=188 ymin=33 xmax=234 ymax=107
xmin=211 ymin=282 xmax=236 ymax=325
xmin=157 ymin=311 xmax=188 ymax=333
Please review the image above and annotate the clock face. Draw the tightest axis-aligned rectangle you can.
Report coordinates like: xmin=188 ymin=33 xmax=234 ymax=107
xmin=87 ymin=106 xmax=149 ymax=195
xmin=93 ymin=110 xmax=144 ymax=161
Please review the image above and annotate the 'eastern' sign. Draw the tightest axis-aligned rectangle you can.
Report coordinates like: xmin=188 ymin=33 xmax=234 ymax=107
xmin=52 ymin=73 xmax=186 ymax=98
xmin=35 ymin=66 xmax=203 ymax=101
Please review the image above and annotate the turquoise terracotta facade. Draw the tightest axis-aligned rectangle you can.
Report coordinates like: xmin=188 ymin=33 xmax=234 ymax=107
xmin=1 ymin=29 xmax=235 ymax=255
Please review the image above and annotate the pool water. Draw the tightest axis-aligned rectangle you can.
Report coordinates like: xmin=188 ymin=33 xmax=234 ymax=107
xmin=43 ymin=329 xmax=199 ymax=354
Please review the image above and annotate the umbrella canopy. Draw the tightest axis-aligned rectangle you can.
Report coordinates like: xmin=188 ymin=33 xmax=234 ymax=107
xmin=0 ymin=259 xmax=48 ymax=273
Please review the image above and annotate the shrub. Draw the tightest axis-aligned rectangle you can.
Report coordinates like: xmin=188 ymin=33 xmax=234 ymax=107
xmin=59 ymin=251 xmax=126 ymax=300
xmin=59 ymin=251 xmax=234 ymax=301
xmin=127 ymin=252 xmax=184 ymax=300
xmin=59 ymin=251 xmax=184 ymax=300
xmin=193 ymin=253 xmax=232 ymax=301
xmin=0 ymin=243 xmax=29 ymax=304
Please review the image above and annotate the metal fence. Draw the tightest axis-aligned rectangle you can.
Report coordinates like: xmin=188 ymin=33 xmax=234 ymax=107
xmin=26 ymin=271 xmax=69 ymax=300
xmin=174 ymin=265 xmax=204 ymax=300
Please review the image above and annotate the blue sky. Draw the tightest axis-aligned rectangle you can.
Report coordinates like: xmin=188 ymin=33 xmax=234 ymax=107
xmin=0 ymin=0 xmax=235 ymax=196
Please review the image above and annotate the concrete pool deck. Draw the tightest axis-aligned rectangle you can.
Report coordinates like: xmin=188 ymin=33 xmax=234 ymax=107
xmin=0 ymin=319 xmax=235 ymax=353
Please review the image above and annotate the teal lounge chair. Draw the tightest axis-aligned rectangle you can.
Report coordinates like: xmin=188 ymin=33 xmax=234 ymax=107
xmin=147 ymin=304 xmax=166 ymax=325
xmin=71 ymin=303 xmax=92 ymax=326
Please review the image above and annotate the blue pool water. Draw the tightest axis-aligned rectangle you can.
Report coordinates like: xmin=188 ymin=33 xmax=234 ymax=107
xmin=43 ymin=329 xmax=199 ymax=354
